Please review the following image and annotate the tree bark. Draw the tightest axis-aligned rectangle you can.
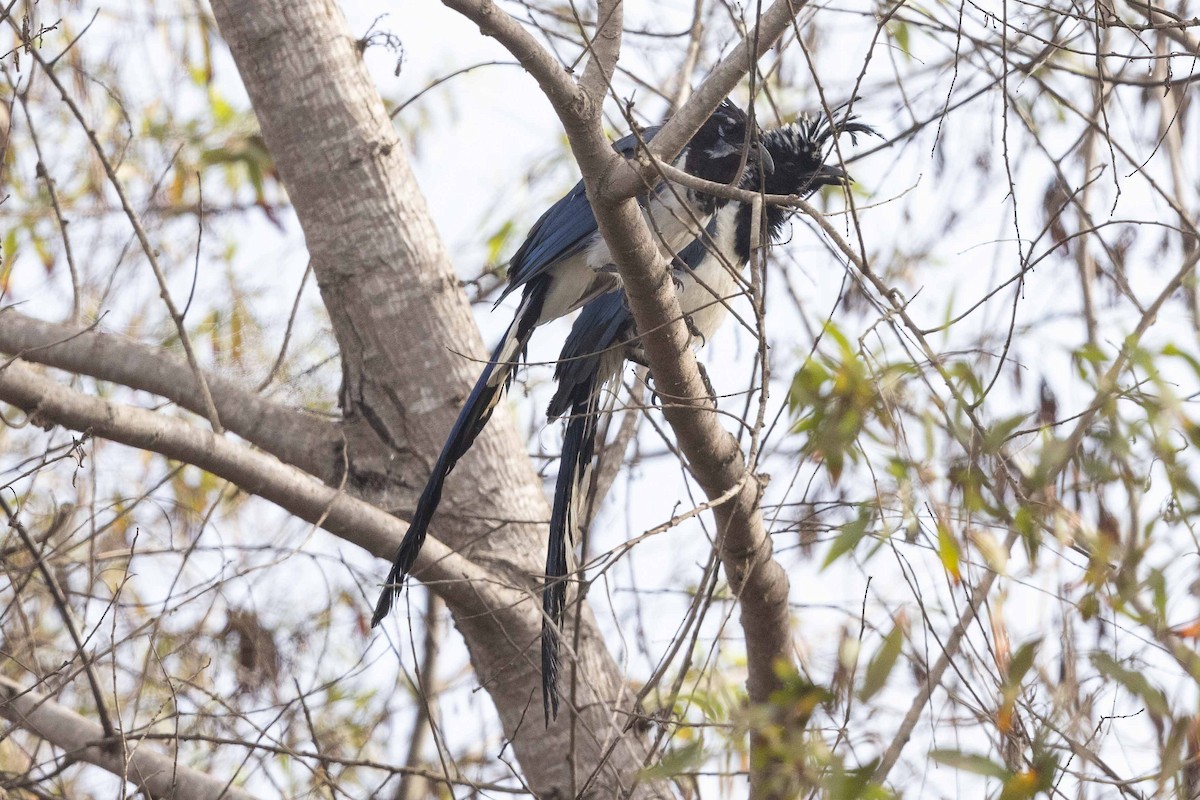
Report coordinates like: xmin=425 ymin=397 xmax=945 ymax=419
xmin=207 ymin=1 xmax=666 ymax=795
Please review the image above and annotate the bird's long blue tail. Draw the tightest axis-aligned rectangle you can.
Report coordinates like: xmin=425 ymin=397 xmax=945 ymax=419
xmin=371 ymin=289 xmax=543 ymax=627
xmin=541 ymin=389 xmax=602 ymax=722
xmin=540 ymin=292 xmax=632 ymax=720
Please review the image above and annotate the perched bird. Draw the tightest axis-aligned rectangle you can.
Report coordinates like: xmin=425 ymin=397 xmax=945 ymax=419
xmin=540 ymin=112 xmax=876 ymax=721
xmin=372 ymin=100 xmax=772 ymax=626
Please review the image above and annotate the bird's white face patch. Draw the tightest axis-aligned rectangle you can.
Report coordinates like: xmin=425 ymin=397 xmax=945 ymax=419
xmin=704 ymin=138 xmax=743 ymax=161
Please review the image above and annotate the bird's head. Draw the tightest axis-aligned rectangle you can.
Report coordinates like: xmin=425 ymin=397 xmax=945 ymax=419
xmin=683 ymin=99 xmax=773 ymax=188
xmin=753 ymin=112 xmax=877 ymax=198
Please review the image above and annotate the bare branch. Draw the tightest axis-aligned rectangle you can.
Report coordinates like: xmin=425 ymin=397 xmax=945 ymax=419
xmin=1 ymin=495 xmax=114 ymax=739
xmin=0 ymin=674 xmax=260 ymax=800
xmin=11 ymin=22 xmax=225 ymax=434
xmin=0 ymin=308 xmax=342 ymax=482
xmin=0 ymin=358 xmax=519 ymax=613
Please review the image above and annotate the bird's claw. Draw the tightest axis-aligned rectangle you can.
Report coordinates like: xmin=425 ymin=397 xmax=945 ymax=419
xmin=684 ymin=314 xmax=706 ymax=347
xmin=645 ymin=371 xmax=661 ymax=407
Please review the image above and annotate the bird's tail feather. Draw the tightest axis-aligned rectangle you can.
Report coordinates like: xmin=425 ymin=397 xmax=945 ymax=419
xmin=541 ymin=389 xmax=601 ymax=723
xmin=371 ymin=291 xmax=542 ymax=627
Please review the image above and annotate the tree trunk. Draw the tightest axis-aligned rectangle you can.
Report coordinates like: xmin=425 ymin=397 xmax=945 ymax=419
xmin=208 ymin=1 xmax=667 ymax=795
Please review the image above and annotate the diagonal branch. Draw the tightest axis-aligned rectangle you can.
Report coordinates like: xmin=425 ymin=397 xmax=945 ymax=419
xmin=443 ymin=0 xmax=803 ymax=791
xmin=591 ymin=185 xmax=791 ymax=704
xmin=0 ymin=358 xmax=520 ymax=613
xmin=0 ymin=308 xmax=342 ymax=482
xmin=0 ymin=674 xmax=260 ymax=800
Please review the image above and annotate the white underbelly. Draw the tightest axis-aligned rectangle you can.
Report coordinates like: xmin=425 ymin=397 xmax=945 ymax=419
xmin=679 ymin=260 xmax=740 ymax=343
xmin=675 ymin=208 xmax=743 ymax=344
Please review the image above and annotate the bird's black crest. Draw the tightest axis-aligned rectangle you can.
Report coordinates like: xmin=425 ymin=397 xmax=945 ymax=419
xmin=735 ymin=108 xmax=879 ymax=254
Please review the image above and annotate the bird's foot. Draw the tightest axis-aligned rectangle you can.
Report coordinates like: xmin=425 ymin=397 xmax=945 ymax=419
xmin=645 ymin=372 xmax=661 ymax=407
xmin=669 ymin=269 xmax=685 ymax=293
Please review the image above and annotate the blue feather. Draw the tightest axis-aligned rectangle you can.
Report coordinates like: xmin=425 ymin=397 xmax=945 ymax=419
xmin=500 ymin=128 xmax=661 ymax=301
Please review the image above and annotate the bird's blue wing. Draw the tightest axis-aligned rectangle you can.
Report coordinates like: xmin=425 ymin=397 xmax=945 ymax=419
xmin=499 ymin=180 xmax=597 ymax=300
xmin=547 ymin=290 xmax=632 ymax=419
xmin=498 ymin=126 xmax=662 ymax=303
xmin=610 ymin=126 xmax=659 ymax=156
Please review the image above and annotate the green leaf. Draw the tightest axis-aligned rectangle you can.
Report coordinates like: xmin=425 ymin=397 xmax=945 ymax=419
xmin=639 ymin=740 xmax=705 ymax=781
xmin=1006 ymin=640 xmax=1038 ymax=688
xmin=823 ymin=506 xmax=874 ymax=569
xmin=937 ymin=522 xmax=962 ymax=581
xmin=859 ymin=619 xmax=904 ymax=701
xmin=930 ymin=749 xmax=1010 ymax=780
xmin=828 ymin=760 xmax=892 ymax=800
xmin=985 ymin=413 xmax=1030 ymax=453
xmin=486 ymin=219 xmax=515 ymax=265
xmin=892 ymin=22 xmax=910 ymax=55
xmin=1090 ymin=652 xmax=1170 ymax=717
xmin=1162 ymin=343 xmax=1200 ymax=381
xmin=1 ymin=228 xmax=17 ymax=292
xmin=210 ymin=91 xmax=236 ymax=125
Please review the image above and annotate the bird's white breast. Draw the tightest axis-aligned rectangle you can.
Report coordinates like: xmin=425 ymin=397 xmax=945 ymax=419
xmin=675 ymin=208 xmax=743 ymax=344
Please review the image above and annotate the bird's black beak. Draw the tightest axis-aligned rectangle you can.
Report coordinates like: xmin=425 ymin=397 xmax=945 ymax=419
xmin=756 ymin=141 xmax=775 ymax=176
xmin=813 ymin=163 xmax=849 ymax=187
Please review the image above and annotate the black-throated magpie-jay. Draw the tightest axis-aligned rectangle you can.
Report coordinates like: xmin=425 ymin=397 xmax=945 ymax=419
xmin=540 ymin=112 xmax=877 ymax=721
xmin=372 ymin=100 xmax=773 ymax=626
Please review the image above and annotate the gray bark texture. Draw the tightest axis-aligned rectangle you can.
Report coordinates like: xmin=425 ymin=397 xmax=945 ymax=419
xmin=206 ymin=1 xmax=667 ymax=796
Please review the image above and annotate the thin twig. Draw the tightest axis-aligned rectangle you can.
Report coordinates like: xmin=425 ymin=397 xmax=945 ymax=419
xmin=16 ymin=30 xmax=224 ymax=434
xmin=1 ymin=494 xmax=114 ymax=739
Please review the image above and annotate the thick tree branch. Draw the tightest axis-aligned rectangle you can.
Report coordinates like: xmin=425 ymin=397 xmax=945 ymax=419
xmin=579 ymin=0 xmax=623 ymax=99
xmin=0 ymin=358 xmax=519 ymax=613
xmin=0 ymin=308 xmax=341 ymax=482
xmin=592 ymin=194 xmax=791 ymax=699
xmin=0 ymin=674 xmax=260 ymax=800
